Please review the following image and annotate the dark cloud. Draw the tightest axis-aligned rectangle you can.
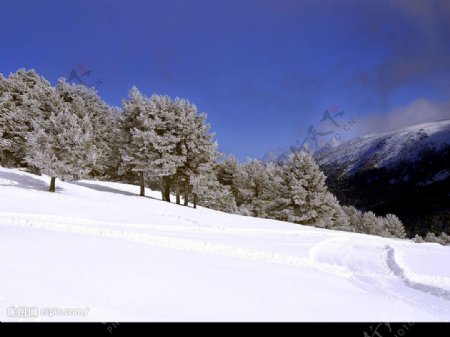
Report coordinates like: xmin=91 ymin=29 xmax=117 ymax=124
xmin=347 ymin=0 xmax=450 ymax=110
xmin=391 ymin=0 xmax=450 ymax=35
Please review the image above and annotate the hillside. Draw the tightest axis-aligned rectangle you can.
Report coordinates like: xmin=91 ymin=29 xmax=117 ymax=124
xmin=0 ymin=166 xmax=450 ymax=321
xmin=316 ymin=120 xmax=450 ymax=235
xmin=316 ymin=120 xmax=450 ymax=174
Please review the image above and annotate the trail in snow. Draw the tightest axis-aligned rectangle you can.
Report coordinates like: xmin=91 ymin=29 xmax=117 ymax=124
xmin=386 ymin=246 xmax=450 ymax=301
xmin=2 ymin=211 xmax=450 ymax=309
xmin=0 ymin=212 xmax=352 ymax=277
xmin=2 ymin=166 xmax=450 ymax=321
xmin=309 ymin=237 xmax=450 ymax=319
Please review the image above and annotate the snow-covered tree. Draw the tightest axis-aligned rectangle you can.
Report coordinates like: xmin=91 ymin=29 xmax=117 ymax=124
xmin=343 ymin=205 xmax=363 ymax=232
xmin=56 ymin=79 xmax=119 ymax=178
xmin=100 ymin=106 xmax=123 ymax=180
xmin=0 ymin=124 xmax=9 ymax=149
xmin=0 ymin=69 xmax=55 ymax=167
xmin=344 ymin=206 xmax=406 ymax=238
xmin=190 ymin=163 xmax=237 ymax=212
xmin=359 ymin=211 xmax=383 ymax=235
xmin=418 ymin=232 xmax=450 ymax=245
xmin=440 ymin=232 xmax=450 ymax=245
xmin=424 ymin=232 xmax=440 ymax=243
xmin=235 ymin=160 xmax=282 ymax=218
xmin=216 ymin=155 xmax=241 ymax=196
xmin=326 ymin=194 xmax=351 ymax=231
xmin=119 ymin=89 xmax=218 ymax=202
xmin=382 ymin=214 xmax=407 ymax=238
xmin=172 ymin=98 xmax=218 ymax=205
xmin=147 ymin=95 xmax=186 ymax=201
xmin=120 ymin=87 xmax=156 ymax=196
xmin=120 ymin=88 xmax=184 ymax=198
xmin=225 ymin=158 xmax=275 ymax=216
xmin=413 ymin=234 xmax=425 ymax=243
xmin=25 ymin=88 xmax=98 ymax=192
xmin=0 ymin=74 xmax=12 ymax=158
xmin=269 ymin=152 xmax=348 ymax=229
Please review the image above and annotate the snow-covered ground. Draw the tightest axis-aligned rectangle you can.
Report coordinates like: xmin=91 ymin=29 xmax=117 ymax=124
xmin=0 ymin=167 xmax=449 ymax=321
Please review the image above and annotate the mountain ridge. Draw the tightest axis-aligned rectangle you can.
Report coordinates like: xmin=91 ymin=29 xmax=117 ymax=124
xmin=315 ymin=119 xmax=450 ymax=174
xmin=315 ymin=119 xmax=450 ymax=235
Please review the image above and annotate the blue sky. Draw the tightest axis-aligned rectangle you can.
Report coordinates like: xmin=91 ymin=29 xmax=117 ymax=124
xmin=1 ymin=0 xmax=449 ymax=160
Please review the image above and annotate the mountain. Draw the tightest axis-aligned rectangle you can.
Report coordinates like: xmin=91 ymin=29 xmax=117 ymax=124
xmin=316 ymin=120 xmax=450 ymax=173
xmin=315 ymin=120 xmax=450 ymax=235
xmin=1 ymin=165 xmax=450 ymax=321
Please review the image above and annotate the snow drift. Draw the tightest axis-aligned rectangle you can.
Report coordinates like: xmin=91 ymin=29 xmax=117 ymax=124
xmin=0 ymin=166 xmax=449 ymax=321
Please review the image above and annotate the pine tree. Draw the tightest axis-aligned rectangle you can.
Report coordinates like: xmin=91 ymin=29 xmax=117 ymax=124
xmin=343 ymin=205 xmax=363 ymax=232
xmin=217 ymin=155 xmax=239 ymax=188
xmin=382 ymin=214 xmax=407 ymax=238
xmin=264 ymin=162 xmax=291 ymax=220
xmin=190 ymin=163 xmax=237 ymax=212
xmin=147 ymin=95 xmax=185 ymax=201
xmin=326 ymin=194 xmax=351 ymax=231
xmin=359 ymin=211 xmax=383 ymax=235
xmin=270 ymin=152 xmax=348 ymax=229
xmin=0 ymin=74 xmax=12 ymax=158
xmin=0 ymin=124 xmax=9 ymax=149
xmin=0 ymin=69 xmax=54 ymax=167
xmin=56 ymin=79 xmax=118 ymax=178
xmin=119 ymin=89 xmax=218 ymax=203
xmin=420 ymin=232 xmax=450 ymax=245
xmin=25 ymin=88 xmax=98 ymax=192
xmin=424 ymin=232 xmax=439 ymax=243
xmin=120 ymin=87 xmax=156 ymax=196
xmin=413 ymin=234 xmax=425 ymax=243
xmin=101 ymin=106 xmax=123 ymax=180
xmin=343 ymin=206 xmax=407 ymax=238
xmin=172 ymin=98 xmax=218 ymax=206
xmin=216 ymin=155 xmax=245 ymax=205
xmin=440 ymin=232 xmax=450 ymax=245
xmin=235 ymin=160 xmax=282 ymax=218
xmin=120 ymin=88 xmax=185 ymax=198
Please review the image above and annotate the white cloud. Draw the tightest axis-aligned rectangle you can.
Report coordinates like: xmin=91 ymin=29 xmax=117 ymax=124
xmin=354 ymin=98 xmax=450 ymax=136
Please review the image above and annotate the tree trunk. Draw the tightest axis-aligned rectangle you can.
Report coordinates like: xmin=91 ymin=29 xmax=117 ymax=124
xmin=49 ymin=177 xmax=56 ymax=192
xmin=139 ymin=171 xmax=145 ymax=196
xmin=163 ymin=176 xmax=171 ymax=202
xmin=160 ymin=177 xmax=165 ymax=201
xmin=193 ymin=194 xmax=198 ymax=209
xmin=175 ymin=176 xmax=180 ymax=205
xmin=184 ymin=178 xmax=189 ymax=206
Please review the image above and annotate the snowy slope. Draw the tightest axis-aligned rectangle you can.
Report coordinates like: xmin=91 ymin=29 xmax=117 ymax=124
xmin=1 ymin=167 xmax=450 ymax=321
xmin=316 ymin=119 xmax=450 ymax=174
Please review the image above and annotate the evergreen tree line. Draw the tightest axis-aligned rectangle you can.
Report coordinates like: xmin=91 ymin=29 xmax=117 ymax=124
xmin=413 ymin=232 xmax=450 ymax=245
xmin=215 ymin=155 xmax=407 ymax=238
xmin=0 ymin=69 xmax=410 ymax=240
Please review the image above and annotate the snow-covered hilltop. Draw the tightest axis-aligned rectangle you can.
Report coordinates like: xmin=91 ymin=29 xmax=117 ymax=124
xmin=1 ymin=166 xmax=449 ymax=321
xmin=316 ymin=119 xmax=450 ymax=175
xmin=315 ymin=119 xmax=450 ymax=236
